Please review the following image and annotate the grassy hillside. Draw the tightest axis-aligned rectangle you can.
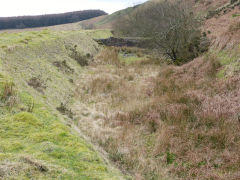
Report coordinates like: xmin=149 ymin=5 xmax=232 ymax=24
xmin=96 ymin=7 xmax=138 ymax=28
xmin=0 ymin=29 xmax=126 ymax=179
xmin=80 ymin=5 xmax=142 ymax=29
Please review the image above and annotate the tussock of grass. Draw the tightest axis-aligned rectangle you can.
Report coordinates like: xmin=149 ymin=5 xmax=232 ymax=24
xmin=96 ymin=47 xmax=122 ymax=66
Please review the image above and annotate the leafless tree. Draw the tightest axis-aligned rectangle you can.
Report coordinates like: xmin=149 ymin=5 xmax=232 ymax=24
xmin=113 ymin=0 xmax=204 ymax=63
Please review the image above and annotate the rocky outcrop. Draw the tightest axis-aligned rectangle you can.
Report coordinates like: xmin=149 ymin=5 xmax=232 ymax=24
xmin=94 ymin=37 xmax=143 ymax=47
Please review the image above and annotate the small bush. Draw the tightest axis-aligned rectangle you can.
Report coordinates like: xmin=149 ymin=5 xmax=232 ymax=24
xmin=53 ymin=60 xmax=74 ymax=74
xmin=67 ymin=45 xmax=89 ymax=66
xmin=56 ymin=94 xmax=74 ymax=119
xmin=57 ymin=102 xmax=73 ymax=119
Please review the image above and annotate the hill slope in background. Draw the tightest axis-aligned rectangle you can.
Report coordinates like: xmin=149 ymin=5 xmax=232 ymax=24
xmin=0 ymin=10 xmax=107 ymax=30
xmin=80 ymin=5 xmax=141 ymax=29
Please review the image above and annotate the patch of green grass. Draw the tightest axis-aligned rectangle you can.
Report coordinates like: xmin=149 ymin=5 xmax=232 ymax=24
xmin=0 ymin=29 xmax=59 ymax=48
xmin=216 ymin=68 xmax=226 ymax=79
xmin=86 ymin=29 xmax=112 ymax=39
xmin=232 ymin=14 xmax=240 ymax=17
xmin=214 ymin=49 xmax=240 ymax=78
xmin=166 ymin=152 xmax=176 ymax=165
xmin=119 ymin=53 xmax=145 ymax=65
xmin=217 ymin=51 xmax=236 ymax=65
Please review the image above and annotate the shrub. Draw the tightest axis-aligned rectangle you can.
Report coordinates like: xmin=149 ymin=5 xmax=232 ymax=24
xmin=53 ymin=60 xmax=74 ymax=74
xmin=57 ymin=102 xmax=73 ymax=119
xmin=67 ymin=45 xmax=89 ymax=66
xmin=56 ymin=95 xmax=74 ymax=119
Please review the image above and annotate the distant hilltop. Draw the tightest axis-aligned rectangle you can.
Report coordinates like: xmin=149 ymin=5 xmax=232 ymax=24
xmin=0 ymin=10 xmax=107 ymax=30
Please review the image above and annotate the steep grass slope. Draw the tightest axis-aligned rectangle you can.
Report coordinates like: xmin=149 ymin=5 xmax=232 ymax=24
xmin=0 ymin=29 xmax=125 ymax=179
